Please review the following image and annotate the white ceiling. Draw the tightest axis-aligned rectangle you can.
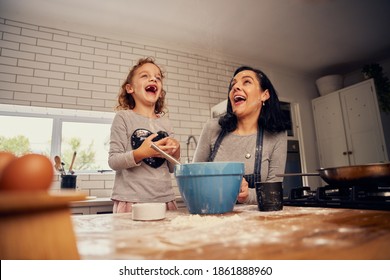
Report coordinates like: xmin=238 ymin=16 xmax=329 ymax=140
xmin=1 ymin=0 xmax=390 ymax=76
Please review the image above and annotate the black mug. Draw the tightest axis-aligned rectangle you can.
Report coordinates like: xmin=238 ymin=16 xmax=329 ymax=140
xmin=255 ymin=182 xmax=283 ymax=211
xmin=61 ymin=174 xmax=77 ymax=189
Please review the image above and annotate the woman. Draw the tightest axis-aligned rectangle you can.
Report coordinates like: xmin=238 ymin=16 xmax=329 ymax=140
xmin=193 ymin=66 xmax=287 ymax=204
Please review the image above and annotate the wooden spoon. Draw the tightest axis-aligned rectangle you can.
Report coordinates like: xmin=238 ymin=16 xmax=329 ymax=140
xmin=54 ymin=155 xmax=66 ymax=175
xmin=68 ymin=151 xmax=77 ymax=174
xmin=150 ymin=143 xmax=181 ymax=165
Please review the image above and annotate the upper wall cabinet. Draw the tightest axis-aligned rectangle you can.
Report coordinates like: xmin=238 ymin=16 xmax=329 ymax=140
xmin=312 ymin=79 xmax=388 ymax=168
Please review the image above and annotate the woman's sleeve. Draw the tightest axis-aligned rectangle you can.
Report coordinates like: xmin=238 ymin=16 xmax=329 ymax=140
xmin=192 ymin=120 xmax=214 ymax=162
xmin=166 ymin=121 xmax=179 ymax=173
xmin=268 ymin=131 xmax=288 ymax=182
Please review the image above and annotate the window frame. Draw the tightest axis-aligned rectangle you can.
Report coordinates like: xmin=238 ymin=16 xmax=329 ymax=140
xmin=0 ymin=104 xmax=115 ymax=173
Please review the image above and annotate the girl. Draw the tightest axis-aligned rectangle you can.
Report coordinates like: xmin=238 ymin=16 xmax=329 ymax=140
xmin=108 ymin=57 xmax=180 ymax=213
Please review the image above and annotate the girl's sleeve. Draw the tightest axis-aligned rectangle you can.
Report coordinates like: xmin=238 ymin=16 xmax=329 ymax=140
xmin=108 ymin=113 xmax=140 ymax=170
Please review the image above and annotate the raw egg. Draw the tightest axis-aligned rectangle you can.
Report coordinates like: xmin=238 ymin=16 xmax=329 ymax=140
xmin=0 ymin=153 xmax=54 ymax=192
xmin=0 ymin=151 xmax=17 ymax=179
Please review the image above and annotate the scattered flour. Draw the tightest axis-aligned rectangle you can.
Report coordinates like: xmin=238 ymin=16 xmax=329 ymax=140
xmin=170 ymin=214 xmax=242 ymax=228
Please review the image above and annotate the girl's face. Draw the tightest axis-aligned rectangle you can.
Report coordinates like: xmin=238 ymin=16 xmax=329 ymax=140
xmin=125 ymin=63 xmax=163 ymax=107
xmin=229 ymin=70 xmax=269 ymax=118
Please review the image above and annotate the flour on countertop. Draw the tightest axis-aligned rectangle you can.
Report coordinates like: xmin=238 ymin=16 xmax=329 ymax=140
xmin=170 ymin=214 xmax=242 ymax=228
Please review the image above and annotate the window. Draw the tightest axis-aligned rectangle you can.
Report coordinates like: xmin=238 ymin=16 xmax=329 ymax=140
xmin=0 ymin=115 xmax=53 ymax=156
xmin=0 ymin=104 xmax=115 ymax=173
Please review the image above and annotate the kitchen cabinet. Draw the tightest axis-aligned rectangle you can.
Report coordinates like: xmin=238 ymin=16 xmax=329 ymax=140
xmin=312 ymin=79 xmax=388 ymax=168
xmin=71 ymin=205 xmax=113 ymax=215
xmin=70 ymin=198 xmax=114 ymax=215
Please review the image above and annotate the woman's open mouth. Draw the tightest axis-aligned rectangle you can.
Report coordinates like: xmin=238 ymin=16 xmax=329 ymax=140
xmin=233 ymin=94 xmax=246 ymax=105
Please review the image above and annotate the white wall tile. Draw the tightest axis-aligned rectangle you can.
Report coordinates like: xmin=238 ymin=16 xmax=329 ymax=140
xmin=0 ymin=73 xmax=16 ymax=82
xmin=19 ymin=59 xmax=49 ymax=70
xmin=82 ymin=39 xmax=107 ymax=50
xmin=32 ymin=85 xmax=62 ymax=95
xmin=5 ymin=20 xmax=37 ymax=30
xmin=67 ymin=43 xmax=94 ymax=54
xmin=63 ymin=88 xmax=91 ymax=98
xmin=49 ymin=79 xmax=78 ymax=89
xmin=2 ymin=48 xmax=34 ymax=60
xmin=52 ymin=48 xmax=80 ymax=59
xmin=81 ymin=53 xmax=107 ymax=63
xmin=0 ymin=39 xmax=19 ymax=50
xmin=3 ymin=32 xmax=36 ymax=45
xmin=22 ymin=28 xmax=52 ymax=40
xmin=17 ymin=75 xmax=48 ymax=86
xmin=53 ymin=34 xmax=81 ymax=45
xmin=50 ymin=63 xmax=78 ymax=74
xmin=37 ymin=38 xmax=66 ymax=50
xmin=0 ymin=24 xmax=21 ymax=34
xmin=0 ymin=80 xmax=32 ymax=92
xmin=14 ymin=91 xmax=46 ymax=102
xmin=36 ymin=54 xmax=65 ymax=64
xmin=35 ymin=69 xmax=64 ymax=80
xmin=79 ymin=82 xmax=105 ymax=92
xmin=0 ymin=56 xmax=17 ymax=67
xmin=64 ymin=73 xmax=92 ymax=83
xmin=93 ymin=76 xmax=118 ymax=86
xmin=0 ymin=90 xmax=14 ymax=99
xmin=65 ymin=58 xmax=93 ymax=68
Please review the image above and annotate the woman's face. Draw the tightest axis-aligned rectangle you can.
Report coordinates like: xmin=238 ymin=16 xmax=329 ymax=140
xmin=125 ymin=63 xmax=163 ymax=107
xmin=229 ymin=70 xmax=269 ymax=118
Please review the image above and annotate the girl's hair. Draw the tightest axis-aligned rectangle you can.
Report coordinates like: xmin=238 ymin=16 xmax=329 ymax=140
xmin=219 ymin=66 xmax=287 ymax=133
xmin=116 ymin=57 xmax=166 ymax=114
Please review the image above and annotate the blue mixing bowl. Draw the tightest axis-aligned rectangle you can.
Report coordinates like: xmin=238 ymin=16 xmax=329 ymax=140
xmin=174 ymin=162 xmax=245 ymax=214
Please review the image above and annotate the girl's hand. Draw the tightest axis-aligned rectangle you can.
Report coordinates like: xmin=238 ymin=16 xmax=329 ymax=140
xmin=237 ymin=178 xmax=249 ymax=203
xmin=133 ymin=133 xmax=160 ymax=162
xmin=133 ymin=134 xmax=181 ymax=163
xmin=154 ymin=137 xmax=180 ymax=159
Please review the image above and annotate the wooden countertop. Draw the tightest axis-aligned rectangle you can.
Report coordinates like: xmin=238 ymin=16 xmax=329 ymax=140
xmin=72 ymin=205 xmax=390 ymax=260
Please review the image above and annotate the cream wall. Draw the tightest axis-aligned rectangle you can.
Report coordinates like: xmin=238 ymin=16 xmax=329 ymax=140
xmin=0 ymin=18 xmax=321 ymax=196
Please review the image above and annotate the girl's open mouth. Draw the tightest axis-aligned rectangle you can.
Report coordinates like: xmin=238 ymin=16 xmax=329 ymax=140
xmin=145 ymin=85 xmax=157 ymax=93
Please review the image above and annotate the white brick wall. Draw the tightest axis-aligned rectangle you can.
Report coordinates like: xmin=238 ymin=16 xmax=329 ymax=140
xmin=0 ymin=17 xmax=240 ymax=197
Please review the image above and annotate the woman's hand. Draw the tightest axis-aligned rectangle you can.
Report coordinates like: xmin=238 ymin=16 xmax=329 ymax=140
xmin=237 ymin=177 xmax=249 ymax=203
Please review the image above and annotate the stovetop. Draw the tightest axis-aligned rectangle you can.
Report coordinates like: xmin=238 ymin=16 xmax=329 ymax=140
xmin=283 ymin=184 xmax=390 ymax=211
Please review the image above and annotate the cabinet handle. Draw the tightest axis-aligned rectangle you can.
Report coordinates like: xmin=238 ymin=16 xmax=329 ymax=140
xmin=343 ymin=151 xmax=353 ymax=155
